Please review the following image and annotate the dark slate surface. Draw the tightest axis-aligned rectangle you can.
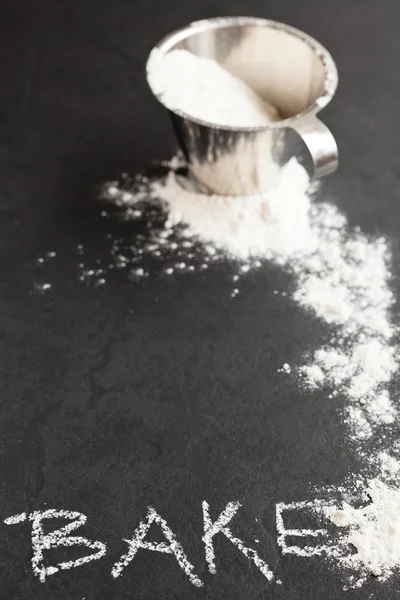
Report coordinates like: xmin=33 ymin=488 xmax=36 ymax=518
xmin=0 ymin=0 xmax=400 ymax=598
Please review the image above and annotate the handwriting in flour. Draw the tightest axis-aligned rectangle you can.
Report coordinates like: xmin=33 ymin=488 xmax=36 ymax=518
xmin=4 ymin=497 xmax=339 ymax=586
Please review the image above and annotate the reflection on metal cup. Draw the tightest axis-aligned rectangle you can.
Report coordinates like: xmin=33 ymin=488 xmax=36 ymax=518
xmin=147 ymin=17 xmax=339 ymax=196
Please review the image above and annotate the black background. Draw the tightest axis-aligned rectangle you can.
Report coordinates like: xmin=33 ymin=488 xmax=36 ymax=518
xmin=1 ymin=0 xmax=400 ymax=598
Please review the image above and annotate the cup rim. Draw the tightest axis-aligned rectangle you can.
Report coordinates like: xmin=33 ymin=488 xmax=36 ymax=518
xmin=146 ymin=16 xmax=338 ymax=132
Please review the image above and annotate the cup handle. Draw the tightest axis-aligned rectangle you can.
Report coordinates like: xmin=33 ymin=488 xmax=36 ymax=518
xmin=289 ymin=116 xmax=338 ymax=180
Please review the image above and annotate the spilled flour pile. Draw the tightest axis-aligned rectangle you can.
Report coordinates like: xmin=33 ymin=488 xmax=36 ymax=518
xmin=152 ymin=158 xmax=310 ymax=258
xmin=33 ymin=154 xmax=400 ymax=587
xmin=326 ymin=480 xmax=400 ymax=584
xmin=293 ymin=223 xmax=396 ymax=443
xmin=105 ymin=161 xmax=400 ymax=587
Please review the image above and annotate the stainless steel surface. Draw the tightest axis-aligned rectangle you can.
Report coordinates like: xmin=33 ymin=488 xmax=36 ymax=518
xmin=147 ymin=17 xmax=338 ymax=196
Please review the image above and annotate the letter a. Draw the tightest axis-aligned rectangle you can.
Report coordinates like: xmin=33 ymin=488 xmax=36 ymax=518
xmin=112 ymin=507 xmax=203 ymax=587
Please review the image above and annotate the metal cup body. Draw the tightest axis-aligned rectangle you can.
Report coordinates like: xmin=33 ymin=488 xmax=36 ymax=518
xmin=147 ymin=17 xmax=339 ymax=196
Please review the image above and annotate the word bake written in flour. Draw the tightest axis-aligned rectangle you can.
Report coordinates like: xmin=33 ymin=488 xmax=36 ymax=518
xmin=4 ymin=499 xmax=336 ymax=586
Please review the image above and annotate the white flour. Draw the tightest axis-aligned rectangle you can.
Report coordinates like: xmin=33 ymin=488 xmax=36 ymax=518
xmin=326 ymin=480 xmax=400 ymax=583
xmin=147 ymin=49 xmax=280 ymax=126
xmin=34 ymin=156 xmax=400 ymax=586
xmin=377 ymin=452 xmax=400 ymax=478
xmin=33 ymin=158 xmax=400 ymax=585
xmin=113 ymin=160 xmax=400 ymax=587
xmin=102 ymin=159 xmax=398 ymax=437
xmin=152 ymin=158 xmax=310 ymax=258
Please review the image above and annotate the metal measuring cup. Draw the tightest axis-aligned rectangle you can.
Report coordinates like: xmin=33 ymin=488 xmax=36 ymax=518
xmin=147 ymin=17 xmax=338 ymax=196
